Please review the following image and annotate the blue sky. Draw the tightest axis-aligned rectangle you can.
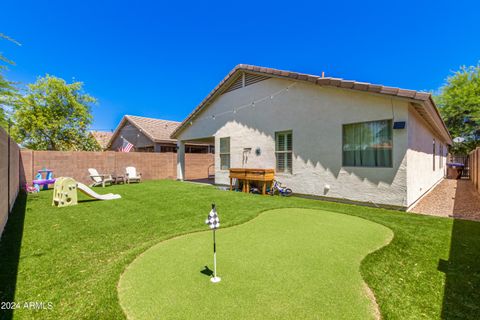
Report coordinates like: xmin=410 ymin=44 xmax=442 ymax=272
xmin=1 ymin=0 xmax=479 ymax=131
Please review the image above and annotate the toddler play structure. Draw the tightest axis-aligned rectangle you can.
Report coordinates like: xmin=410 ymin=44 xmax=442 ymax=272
xmin=33 ymin=168 xmax=56 ymax=191
xmin=52 ymin=177 xmax=121 ymax=207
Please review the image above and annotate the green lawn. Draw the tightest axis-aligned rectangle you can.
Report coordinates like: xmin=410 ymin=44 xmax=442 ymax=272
xmin=0 ymin=180 xmax=479 ymax=319
xmin=119 ymin=208 xmax=392 ymax=319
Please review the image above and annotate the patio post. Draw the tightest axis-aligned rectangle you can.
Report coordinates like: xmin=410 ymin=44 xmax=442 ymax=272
xmin=177 ymin=141 xmax=185 ymax=181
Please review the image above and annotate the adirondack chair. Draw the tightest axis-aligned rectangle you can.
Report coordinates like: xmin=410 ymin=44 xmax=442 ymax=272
xmin=88 ymin=168 xmax=113 ymax=188
xmin=125 ymin=166 xmax=141 ymax=184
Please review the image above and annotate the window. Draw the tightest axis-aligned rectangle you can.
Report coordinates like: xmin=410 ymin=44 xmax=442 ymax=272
xmin=219 ymin=137 xmax=230 ymax=170
xmin=439 ymin=143 xmax=443 ymax=168
xmin=342 ymin=120 xmax=393 ymax=167
xmin=275 ymin=131 xmax=293 ymax=173
xmin=160 ymin=145 xmax=176 ymax=153
xmin=186 ymin=145 xmax=209 ymax=153
xmin=136 ymin=146 xmax=154 ymax=152
xmin=433 ymin=139 xmax=436 ymax=171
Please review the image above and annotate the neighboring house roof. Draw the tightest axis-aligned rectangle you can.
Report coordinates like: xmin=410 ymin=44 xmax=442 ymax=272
xmin=90 ymin=131 xmax=113 ymax=149
xmin=171 ymin=64 xmax=452 ymax=144
xmin=107 ymin=115 xmax=180 ymax=148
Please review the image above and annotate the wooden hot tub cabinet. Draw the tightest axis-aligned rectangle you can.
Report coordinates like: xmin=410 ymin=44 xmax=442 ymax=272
xmin=229 ymin=168 xmax=275 ymax=195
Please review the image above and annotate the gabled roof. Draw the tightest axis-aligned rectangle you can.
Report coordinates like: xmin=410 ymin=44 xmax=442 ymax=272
xmin=171 ymin=64 xmax=452 ymax=144
xmin=107 ymin=115 xmax=180 ymax=148
xmin=90 ymin=131 xmax=113 ymax=149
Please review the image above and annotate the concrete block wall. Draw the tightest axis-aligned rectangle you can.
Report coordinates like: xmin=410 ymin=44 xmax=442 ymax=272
xmin=0 ymin=127 xmax=20 ymax=236
xmin=1 ymin=147 xmax=212 ymax=237
xmin=20 ymin=150 xmax=213 ymax=185
xmin=185 ymin=153 xmax=215 ymax=180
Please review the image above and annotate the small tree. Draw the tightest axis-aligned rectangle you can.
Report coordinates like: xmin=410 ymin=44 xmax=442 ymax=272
xmin=435 ymin=64 xmax=480 ymax=154
xmin=0 ymin=33 xmax=20 ymax=129
xmin=12 ymin=75 xmax=100 ymax=150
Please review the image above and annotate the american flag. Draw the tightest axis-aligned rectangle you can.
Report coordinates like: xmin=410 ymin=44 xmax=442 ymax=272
xmin=118 ymin=137 xmax=134 ymax=152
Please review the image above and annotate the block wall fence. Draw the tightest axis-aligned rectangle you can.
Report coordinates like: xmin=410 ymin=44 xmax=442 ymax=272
xmin=20 ymin=150 xmax=214 ymax=185
xmin=0 ymin=127 xmax=20 ymax=236
xmin=0 ymin=135 xmax=213 ymax=236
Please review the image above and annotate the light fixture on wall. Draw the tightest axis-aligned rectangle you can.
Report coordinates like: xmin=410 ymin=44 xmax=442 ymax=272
xmin=393 ymin=121 xmax=406 ymax=129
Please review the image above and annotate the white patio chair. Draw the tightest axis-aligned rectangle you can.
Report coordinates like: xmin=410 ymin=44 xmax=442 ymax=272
xmin=88 ymin=168 xmax=113 ymax=188
xmin=125 ymin=166 xmax=142 ymax=184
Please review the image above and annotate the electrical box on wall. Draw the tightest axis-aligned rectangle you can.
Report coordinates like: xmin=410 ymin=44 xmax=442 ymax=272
xmin=393 ymin=121 xmax=406 ymax=129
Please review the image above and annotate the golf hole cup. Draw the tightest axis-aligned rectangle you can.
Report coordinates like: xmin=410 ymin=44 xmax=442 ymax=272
xmin=205 ymin=204 xmax=221 ymax=283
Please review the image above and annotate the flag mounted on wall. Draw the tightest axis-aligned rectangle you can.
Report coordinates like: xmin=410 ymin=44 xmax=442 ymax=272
xmin=118 ymin=137 xmax=134 ymax=152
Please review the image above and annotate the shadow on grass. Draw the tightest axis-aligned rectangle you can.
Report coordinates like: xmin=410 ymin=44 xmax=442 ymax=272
xmin=439 ymin=181 xmax=480 ymax=319
xmin=0 ymin=193 xmax=27 ymax=320
xmin=78 ymin=199 xmax=100 ymax=203
xmin=200 ymin=266 xmax=213 ymax=277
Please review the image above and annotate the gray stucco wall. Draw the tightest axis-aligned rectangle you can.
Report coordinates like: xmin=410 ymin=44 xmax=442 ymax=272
xmin=110 ymin=123 xmax=155 ymax=150
xmin=177 ymin=77 xmax=445 ymax=207
xmin=406 ymin=108 xmax=448 ymax=206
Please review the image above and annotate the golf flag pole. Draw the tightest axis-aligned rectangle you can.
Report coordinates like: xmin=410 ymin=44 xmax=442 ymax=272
xmin=213 ymin=225 xmax=217 ymax=279
xmin=205 ymin=203 xmax=221 ymax=283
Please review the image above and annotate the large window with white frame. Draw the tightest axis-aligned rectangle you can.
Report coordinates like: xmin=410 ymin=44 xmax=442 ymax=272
xmin=275 ymin=131 xmax=293 ymax=173
xmin=342 ymin=119 xmax=393 ymax=167
xmin=219 ymin=137 xmax=230 ymax=170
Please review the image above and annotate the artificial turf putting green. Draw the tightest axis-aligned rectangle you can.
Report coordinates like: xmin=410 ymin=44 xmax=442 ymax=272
xmin=118 ymin=208 xmax=392 ymax=320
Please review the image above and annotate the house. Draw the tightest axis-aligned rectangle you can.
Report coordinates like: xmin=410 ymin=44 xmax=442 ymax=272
xmin=172 ymin=64 xmax=452 ymax=209
xmin=107 ymin=115 xmax=213 ymax=153
xmin=90 ymin=131 xmax=113 ymax=150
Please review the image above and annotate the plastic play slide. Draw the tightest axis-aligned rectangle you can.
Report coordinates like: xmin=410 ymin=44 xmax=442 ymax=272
xmin=52 ymin=177 xmax=121 ymax=207
xmin=77 ymin=183 xmax=121 ymax=200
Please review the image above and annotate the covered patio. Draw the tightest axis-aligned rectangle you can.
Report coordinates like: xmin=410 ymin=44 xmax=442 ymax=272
xmin=177 ymin=137 xmax=215 ymax=184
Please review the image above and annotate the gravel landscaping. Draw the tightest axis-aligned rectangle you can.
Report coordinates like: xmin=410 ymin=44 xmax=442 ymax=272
xmin=411 ymin=179 xmax=480 ymax=221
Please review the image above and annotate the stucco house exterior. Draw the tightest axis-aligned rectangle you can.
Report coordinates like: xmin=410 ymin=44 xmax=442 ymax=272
xmin=171 ymin=65 xmax=452 ymax=209
xmin=107 ymin=115 xmax=213 ymax=153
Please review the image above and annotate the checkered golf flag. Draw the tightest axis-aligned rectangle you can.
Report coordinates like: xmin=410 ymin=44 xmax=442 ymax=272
xmin=205 ymin=206 xmax=220 ymax=229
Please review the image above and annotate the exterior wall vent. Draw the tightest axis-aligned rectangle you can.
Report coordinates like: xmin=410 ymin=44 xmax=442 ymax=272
xmin=244 ymin=73 xmax=270 ymax=87
xmin=223 ymin=74 xmax=244 ymax=94
xmin=222 ymin=72 xmax=270 ymax=94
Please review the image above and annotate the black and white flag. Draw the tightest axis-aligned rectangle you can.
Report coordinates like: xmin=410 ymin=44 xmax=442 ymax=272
xmin=205 ymin=206 xmax=220 ymax=229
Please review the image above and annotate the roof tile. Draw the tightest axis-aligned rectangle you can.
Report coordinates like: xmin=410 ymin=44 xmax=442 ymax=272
xmin=352 ymin=82 xmax=369 ymax=91
xmin=90 ymin=131 xmax=113 ymax=149
xmin=126 ymin=115 xmax=180 ymax=142
xmin=340 ymin=80 xmax=355 ymax=89
xmin=170 ymin=64 xmax=451 ymax=143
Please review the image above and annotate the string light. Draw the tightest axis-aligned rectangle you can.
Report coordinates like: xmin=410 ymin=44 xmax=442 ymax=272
xmin=189 ymin=83 xmax=296 ymax=124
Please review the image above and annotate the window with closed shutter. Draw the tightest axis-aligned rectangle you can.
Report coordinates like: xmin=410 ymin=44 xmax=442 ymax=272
xmin=219 ymin=137 xmax=230 ymax=170
xmin=275 ymin=131 xmax=292 ymax=173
